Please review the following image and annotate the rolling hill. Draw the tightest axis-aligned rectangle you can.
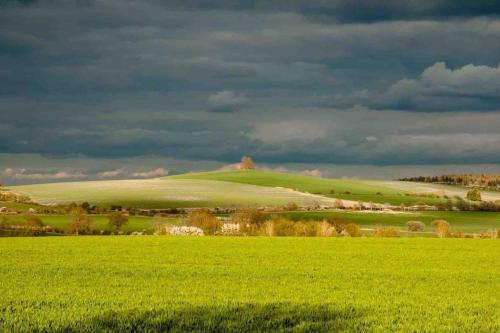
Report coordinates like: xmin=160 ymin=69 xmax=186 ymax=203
xmin=8 ymin=177 xmax=335 ymax=208
xmin=8 ymin=170 xmax=500 ymax=209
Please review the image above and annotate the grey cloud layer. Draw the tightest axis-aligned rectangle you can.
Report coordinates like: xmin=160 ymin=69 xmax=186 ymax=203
xmin=0 ymin=0 xmax=499 ymax=167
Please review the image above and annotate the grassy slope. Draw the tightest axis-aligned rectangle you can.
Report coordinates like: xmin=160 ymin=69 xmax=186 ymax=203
xmin=169 ymin=170 xmax=445 ymax=205
xmin=1 ymin=237 xmax=499 ymax=332
xmin=281 ymin=211 xmax=500 ymax=232
xmin=9 ymin=178 xmax=333 ymax=208
xmin=0 ymin=200 xmax=41 ymax=212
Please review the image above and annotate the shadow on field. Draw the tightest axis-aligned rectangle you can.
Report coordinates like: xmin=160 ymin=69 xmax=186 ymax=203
xmin=56 ymin=303 xmax=368 ymax=332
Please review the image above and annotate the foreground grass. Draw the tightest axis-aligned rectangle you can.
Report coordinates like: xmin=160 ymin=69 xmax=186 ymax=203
xmin=1 ymin=237 xmax=499 ymax=332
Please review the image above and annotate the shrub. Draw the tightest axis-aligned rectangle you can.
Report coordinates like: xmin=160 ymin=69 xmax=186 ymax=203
xmin=332 ymin=199 xmax=344 ymax=209
xmin=344 ymin=223 xmax=361 ymax=237
xmin=372 ymin=225 xmax=400 ymax=237
xmin=187 ymin=210 xmax=220 ymax=235
xmin=272 ymin=217 xmax=295 ymax=236
xmin=284 ymin=202 xmax=299 ymax=211
xmin=318 ymin=221 xmax=336 ymax=237
xmin=232 ymin=208 xmax=268 ymax=235
xmin=108 ymin=212 xmax=129 ymax=232
xmin=24 ymin=212 xmax=45 ymax=228
xmin=466 ymin=188 xmax=481 ymax=201
xmin=152 ymin=215 xmax=169 ymax=235
xmin=293 ymin=221 xmax=318 ymax=237
xmin=431 ymin=220 xmax=450 ymax=238
xmin=66 ymin=207 xmax=93 ymax=235
xmin=406 ymin=221 xmax=425 ymax=232
xmin=326 ymin=216 xmax=353 ymax=234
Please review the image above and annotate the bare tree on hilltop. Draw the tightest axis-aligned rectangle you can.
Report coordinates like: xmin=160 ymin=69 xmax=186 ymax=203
xmin=240 ymin=156 xmax=255 ymax=170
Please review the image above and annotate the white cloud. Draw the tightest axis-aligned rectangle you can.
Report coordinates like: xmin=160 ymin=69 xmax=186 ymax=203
xmin=300 ymin=169 xmax=322 ymax=177
xmin=379 ymin=62 xmax=500 ymax=110
xmin=207 ymin=90 xmax=249 ymax=112
xmin=131 ymin=168 xmax=168 ymax=178
xmin=11 ymin=170 xmax=87 ymax=180
xmin=97 ymin=168 xmax=124 ymax=178
xmin=3 ymin=168 xmax=13 ymax=175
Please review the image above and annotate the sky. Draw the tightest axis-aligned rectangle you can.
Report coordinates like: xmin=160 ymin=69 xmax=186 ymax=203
xmin=1 ymin=0 xmax=500 ymax=183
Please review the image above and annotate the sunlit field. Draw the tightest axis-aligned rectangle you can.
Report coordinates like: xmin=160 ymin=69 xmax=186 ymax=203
xmin=1 ymin=237 xmax=499 ymax=332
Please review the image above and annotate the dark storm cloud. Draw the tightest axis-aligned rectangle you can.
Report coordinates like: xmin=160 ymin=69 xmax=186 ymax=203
xmin=0 ymin=0 xmax=499 ymax=168
xmin=9 ymin=0 xmax=500 ymax=22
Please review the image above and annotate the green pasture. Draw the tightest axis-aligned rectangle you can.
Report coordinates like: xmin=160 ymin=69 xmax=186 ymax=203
xmin=0 ymin=237 xmax=499 ymax=332
xmin=0 ymin=215 xmax=177 ymax=233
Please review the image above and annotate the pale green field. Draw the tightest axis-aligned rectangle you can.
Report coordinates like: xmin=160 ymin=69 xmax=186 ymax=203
xmin=1 ymin=237 xmax=499 ymax=332
xmin=9 ymin=178 xmax=334 ymax=208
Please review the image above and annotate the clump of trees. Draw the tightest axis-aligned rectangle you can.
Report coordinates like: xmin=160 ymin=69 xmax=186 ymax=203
xmin=240 ymin=156 xmax=255 ymax=170
xmin=400 ymin=174 xmax=500 ymax=189
xmin=0 ymin=191 xmax=31 ymax=203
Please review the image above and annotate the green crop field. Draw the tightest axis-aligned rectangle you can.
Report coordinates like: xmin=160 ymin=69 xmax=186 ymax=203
xmin=170 ymin=170 xmax=484 ymax=205
xmin=0 ymin=237 xmax=499 ymax=332
xmin=9 ymin=178 xmax=333 ymax=209
xmin=281 ymin=211 xmax=500 ymax=232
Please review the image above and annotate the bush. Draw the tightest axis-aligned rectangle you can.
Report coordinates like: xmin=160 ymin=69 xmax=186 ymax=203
xmin=293 ymin=221 xmax=318 ymax=237
xmin=372 ymin=225 xmax=400 ymax=237
xmin=272 ymin=217 xmax=295 ymax=236
xmin=326 ymin=216 xmax=353 ymax=234
xmin=332 ymin=199 xmax=344 ymax=209
xmin=24 ymin=213 xmax=45 ymax=228
xmin=431 ymin=220 xmax=450 ymax=238
xmin=284 ymin=202 xmax=299 ymax=211
xmin=108 ymin=212 xmax=129 ymax=231
xmin=187 ymin=210 xmax=220 ymax=235
xmin=344 ymin=223 xmax=361 ymax=237
xmin=318 ymin=221 xmax=336 ymax=237
xmin=232 ymin=208 xmax=268 ymax=236
xmin=406 ymin=220 xmax=425 ymax=232
xmin=466 ymin=188 xmax=481 ymax=201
